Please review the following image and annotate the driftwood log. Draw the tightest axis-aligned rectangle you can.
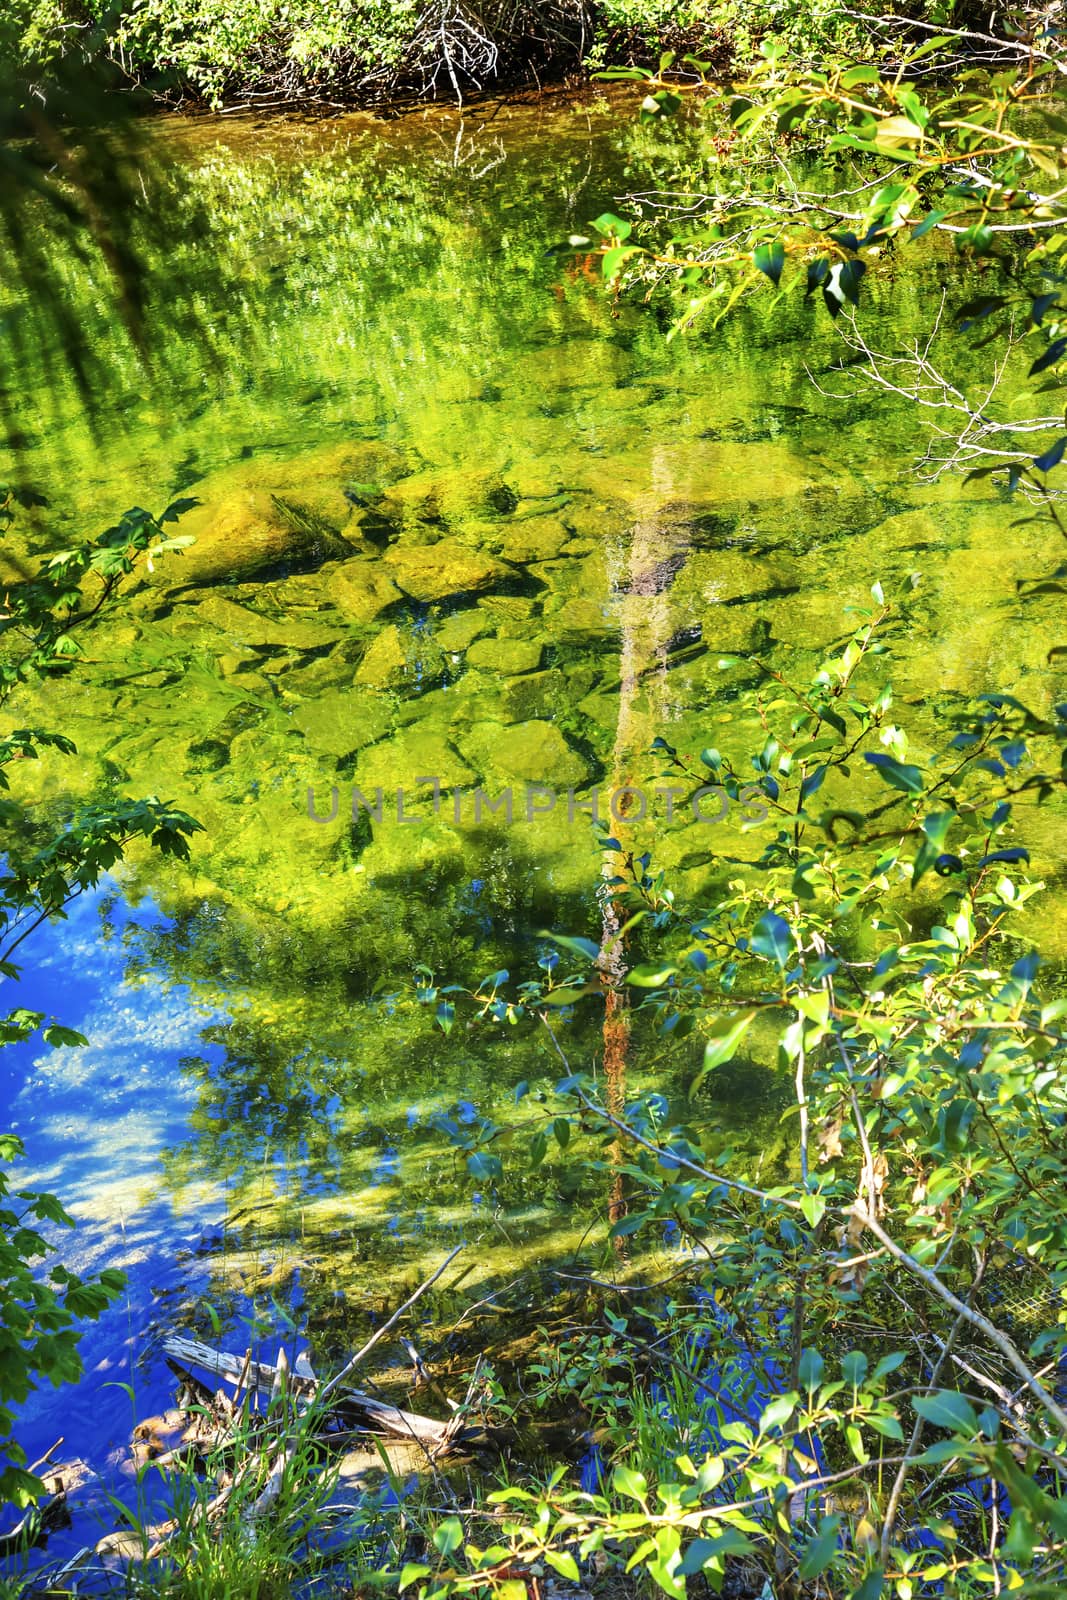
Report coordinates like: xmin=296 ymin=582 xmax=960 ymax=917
xmin=162 ymin=1332 xmax=474 ymax=1451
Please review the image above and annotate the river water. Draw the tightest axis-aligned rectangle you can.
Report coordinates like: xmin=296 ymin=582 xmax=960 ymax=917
xmin=1 ymin=90 xmax=1063 ymax=1558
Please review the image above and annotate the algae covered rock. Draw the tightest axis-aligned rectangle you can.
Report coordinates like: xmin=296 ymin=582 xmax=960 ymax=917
xmin=355 ymin=624 xmax=408 ymax=688
xmin=384 ymin=540 xmax=512 ymax=603
xmin=145 ymin=440 xmax=414 ymax=594
xmin=498 ymin=669 xmax=564 ymax=723
xmin=353 ymin=623 xmax=446 ymax=690
xmin=433 ymin=610 xmax=493 ymax=653
xmin=290 ymin=688 xmax=393 ymax=759
xmin=552 ymin=595 xmax=620 ymax=644
xmin=354 ymin=729 xmax=475 ymax=795
xmin=496 ymin=520 xmax=571 ymax=565
xmin=458 ymin=719 xmax=588 ymax=789
xmin=465 ymin=636 xmax=543 ymax=675
xmin=328 ymin=558 xmax=406 ymax=624
xmin=149 ymin=491 xmax=349 ymax=592
xmin=194 ymin=594 xmax=343 ymax=650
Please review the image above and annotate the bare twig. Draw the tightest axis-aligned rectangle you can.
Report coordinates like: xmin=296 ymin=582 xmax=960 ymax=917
xmin=317 ymin=1244 xmax=465 ymax=1404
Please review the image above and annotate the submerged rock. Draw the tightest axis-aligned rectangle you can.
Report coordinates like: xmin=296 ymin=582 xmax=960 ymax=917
xmin=352 ymin=623 xmax=446 ymax=690
xmin=433 ymin=610 xmax=493 ymax=653
xmin=496 ymin=519 xmax=572 ymax=565
xmin=465 ymin=636 xmax=543 ymax=675
xmin=384 ymin=540 xmax=513 ymax=603
xmin=194 ymin=593 xmax=343 ymax=651
xmin=552 ymin=596 xmax=620 ymax=644
xmin=147 ymin=440 xmax=414 ymax=593
xmin=354 ymin=625 xmax=408 ymax=688
xmin=354 ymin=729 xmax=475 ymax=794
xmin=328 ymin=558 xmax=406 ymax=624
xmin=290 ymin=687 xmax=392 ymax=759
xmin=458 ymin=719 xmax=589 ymax=789
xmin=498 ymin=669 xmax=564 ymax=723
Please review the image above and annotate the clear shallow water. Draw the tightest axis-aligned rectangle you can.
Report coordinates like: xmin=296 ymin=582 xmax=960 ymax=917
xmin=2 ymin=90 xmax=1066 ymax=1550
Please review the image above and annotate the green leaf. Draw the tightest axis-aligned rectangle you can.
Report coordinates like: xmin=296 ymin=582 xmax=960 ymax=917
xmin=677 ymin=1530 xmax=754 ymax=1575
xmin=467 ymin=1151 xmax=502 ymax=1182
xmin=841 ymin=64 xmax=882 ymax=86
xmin=913 ymin=812 xmax=955 ymax=887
xmin=628 ymin=964 xmax=678 ymax=987
xmin=602 ymin=246 xmax=637 ymax=282
xmin=1030 ymin=337 xmax=1067 ymax=376
xmin=753 ymin=240 xmax=785 ymax=286
xmin=542 ymin=986 xmax=588 ymax=1007
xmin=1034 ymin=436 xmax=1067 ymax=473
xmin=1003 ymin=1508 xmax=1037 ymax=1564
xmin=433 ymin=1517 xmax=463 ymax=1557
xmin=613 ymin=1465 xmax=648 ymax=1503
xmin=592 ymin=212 xmax=632 ymax=239
xmin=864 ymin=752 xmax=924 ymax=793
xmin=913 ymin=1390 xmax=979 ymax=1435
xmin=541 ymin=931 xmax=600 ymax=962
xmin=873 ymin=1351 xmax=907 ymax=1381
xmin=799 ymin=1515 xmax=842 ymax=1580
xmin=435 ymin=1000 xmax=454 ymax=1035
xmin=842 ymin=1351 xmax=868 ymax=1386
xmin=760 ymin=1394 xmax=796 ymax=1433
xmin=41 ymin=1025 xmax=88 ymax=1048
xmin=399 ymin=1565 xmax=431 ymax=1592
xmin=867 ymin=1413 xmax=905 ymax=1441
xmin=846 ymin=1423 xmax=869 ymax=1464
xmin=800 ymin=1192 xmax=826 ymax=1227
xmin=691 ymin=1010 xmax=757 ymax=1094
xmin=798 ymin=1347 xmax=824 ymax=1388
xmin=750 ymin=910 xmax=791 ymax=969
xmin=544 ymin=1551 xmax=580 ymax=1582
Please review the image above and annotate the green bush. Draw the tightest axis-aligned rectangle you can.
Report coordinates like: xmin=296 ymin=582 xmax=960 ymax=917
xmin=6 ymin=0 xmax=883 ymax=106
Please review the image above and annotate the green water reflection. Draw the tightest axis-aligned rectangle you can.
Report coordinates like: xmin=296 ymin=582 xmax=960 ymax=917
xmin=4 ymin=92 xmax=1065 ymax=1330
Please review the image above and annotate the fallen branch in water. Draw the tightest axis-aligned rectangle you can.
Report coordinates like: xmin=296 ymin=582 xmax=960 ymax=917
xmin=0 ymin=1458 xmax=95 ymax=1559
xmin=318 ymin=1241 xmax=465 ymax=1403
xmin=162 ymin=1333 xmax=466 ymax=1450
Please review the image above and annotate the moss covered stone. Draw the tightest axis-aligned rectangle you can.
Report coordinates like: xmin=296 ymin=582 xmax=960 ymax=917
xmin=465 ymin=636 xmax=543 ymax=675
xmin=458 ymin=719 xmax=588 ymax=789
xmin=327 ymin=558 xmax=407 ymax=624
xmin=354 ymin=729 xmax=474 ymax=793
xmin=384 ymin=540 xmax=513 ymax=603
xmin=290 ymin=688 xmax=393 ymax=758
xmin=354 ymin=624 xmax=409 ymax=687
xmin=194 ymin=593 xmax=343 ymax=650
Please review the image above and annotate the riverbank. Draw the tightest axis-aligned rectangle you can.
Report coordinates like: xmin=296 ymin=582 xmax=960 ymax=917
xmin=7 ymin=0 xmax=867 ymax=113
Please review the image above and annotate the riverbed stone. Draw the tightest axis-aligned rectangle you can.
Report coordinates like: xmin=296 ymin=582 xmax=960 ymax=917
xmin=290 ymin=688 xmax=393 ymax=758
xmin=496 ymin=519 xmax=572 ymax=564
xmin=353 ymin=729 xmax=474 ymax=794
xmin=148 ymin=491 xmax=343 ymax=593
xmin=433 ymin=610 xmax=493 ymax=653
xmin=551 ymin=595 xmax=620 ymax=643
xmin=280 ymin=439 xmax=415 ymax=519
xmin=327 ymin=558 xmax=406 ymax=624
xmin=193 ymin=594 xmax=343 ymax=650
xmin=465 ymin=636 xmax=543 ymax=675
xmin=386 ymin=467 xmax=518 ymax=526
xmin=458 ymin=719 xmax=588 ymax=788
xmin=354 ymin=625 xmax=408 ymax=688
xmin=383 ymin=540 xmax=512 ymax=603
xmin=499 ymin=669 xmax=564 ymax=723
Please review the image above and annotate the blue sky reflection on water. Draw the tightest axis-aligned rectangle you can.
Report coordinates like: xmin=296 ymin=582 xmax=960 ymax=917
xmin=1 ymin=884 xmax=234 ymax=1546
